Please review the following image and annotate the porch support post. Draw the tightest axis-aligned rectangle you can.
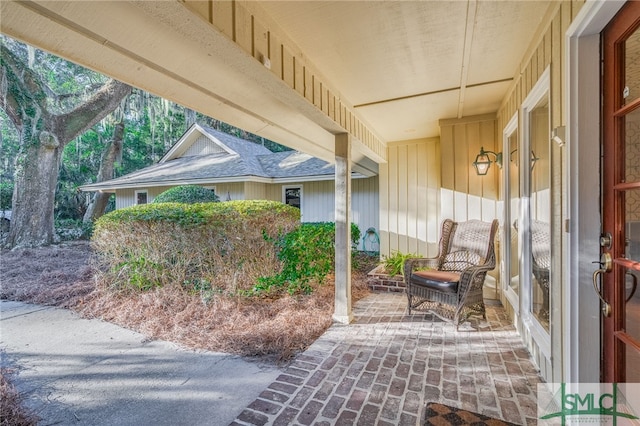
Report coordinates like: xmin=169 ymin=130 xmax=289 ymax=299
xmin=333 ymin=133 xmax=353 ymax=324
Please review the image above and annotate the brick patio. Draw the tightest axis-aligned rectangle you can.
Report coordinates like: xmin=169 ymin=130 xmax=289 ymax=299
xmin=230 ymin=293 xmax=542 ymax=426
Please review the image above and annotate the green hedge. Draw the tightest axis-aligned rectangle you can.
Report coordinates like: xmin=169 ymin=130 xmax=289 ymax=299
xmin=255 ymin=222 xmax=361 ymax=295
xmin=92 ymin=200 xmax=300 ymax=292
xmin=153 ymin=185 xmax=220 ymax=204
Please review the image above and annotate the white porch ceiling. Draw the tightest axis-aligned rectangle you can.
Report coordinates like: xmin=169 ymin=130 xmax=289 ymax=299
xmin=0 ymin=0 xmax=553 ymax=165
xmin=259 ymin=0 xmax=552 ymax=141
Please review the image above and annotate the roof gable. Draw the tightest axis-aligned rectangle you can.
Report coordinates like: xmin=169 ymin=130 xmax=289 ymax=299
xmin=80 ymin=123 xmax=370 ymax=192
xmin=160 ymin=124 xmax=234 ymax=162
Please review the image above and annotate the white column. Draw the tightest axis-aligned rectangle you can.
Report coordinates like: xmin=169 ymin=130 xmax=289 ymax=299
xmin=333 ymin=133 xmax=353 ymax=324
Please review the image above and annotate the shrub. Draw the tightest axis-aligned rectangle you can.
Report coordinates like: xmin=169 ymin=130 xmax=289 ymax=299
xmin=55 ymin=218 xmax=94 ymax=240
xmin=255 ymin=222 xmax=360 ymax=295
xmin=153 ymin=185 xmax=220 ymax=204
xmin=382 ymin=251 xmax=420 ymax=276
xmin=91 ymin=200 xmax=299 ymax=292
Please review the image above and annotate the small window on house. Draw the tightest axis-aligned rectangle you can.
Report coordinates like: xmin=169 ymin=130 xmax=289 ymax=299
xmin=204 ymin=186 xmax=216 ymax=196
xmin=283 ymin=186 xmax=301 ymax=209
xmin=135 ymin=190 xmax=148 ymax=205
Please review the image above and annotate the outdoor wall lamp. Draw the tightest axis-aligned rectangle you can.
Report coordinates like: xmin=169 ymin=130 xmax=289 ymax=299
xmin=472 ymin=147 xmax=503 ymax=176
xmin=509 ymin=149 xmax=540 ymax=171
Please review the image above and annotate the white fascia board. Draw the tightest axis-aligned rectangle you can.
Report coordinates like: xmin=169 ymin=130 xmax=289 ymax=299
xmin=159 ymin=124 xmax=200 ymax=163
xmin=79 ymin=172 xmax=370 ymax=192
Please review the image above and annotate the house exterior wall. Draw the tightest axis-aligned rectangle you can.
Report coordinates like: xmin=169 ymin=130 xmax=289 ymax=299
xmin=244 ymin=181 xmax=267 ymax=200
xmin=113 ymin=177 xmax=379 ymax=251
xmin=115 ymin=186 xmax=175 ymax=208
xmin=376 ymin=0 xmax=586 ymax=384
xmin=263 ymin=177 xmax=380 ymax=250
xmin=379 ymin=137 xmax=441 ymax=259
xmin=215 ymin=183 xmax=246 ymax=201
xmin=439 ymin=114 xmax=500 ymax=223
xmin=495 ymin=0 xmax=585 ymax=383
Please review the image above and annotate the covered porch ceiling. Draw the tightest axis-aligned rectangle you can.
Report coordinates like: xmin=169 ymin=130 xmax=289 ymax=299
xmin=0 ymin=0 xmax=553 ymax=174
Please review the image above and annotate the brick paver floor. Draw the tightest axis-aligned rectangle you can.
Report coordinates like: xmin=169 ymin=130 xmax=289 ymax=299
xmin=231 ymin=292 xmax=542 ymax=426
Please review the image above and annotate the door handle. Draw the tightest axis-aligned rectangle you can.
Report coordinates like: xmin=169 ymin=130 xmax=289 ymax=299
xmin=626 ymin=271 xmax=638 ymax=303
xmin=593 ymin=253 xmax=612 ymax=317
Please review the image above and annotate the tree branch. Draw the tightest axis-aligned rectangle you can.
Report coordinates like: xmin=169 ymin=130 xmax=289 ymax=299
xmin=0 ymin=43 xmax=50 ymax=129
xmin=55 ymin=79 xmax=132 ymax=144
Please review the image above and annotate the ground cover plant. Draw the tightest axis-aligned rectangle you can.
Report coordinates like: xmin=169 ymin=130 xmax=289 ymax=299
xmin=1 ymin=200 xmax=375 ymax=364
xmin=0 ymin=241 xmax=376 ymax=423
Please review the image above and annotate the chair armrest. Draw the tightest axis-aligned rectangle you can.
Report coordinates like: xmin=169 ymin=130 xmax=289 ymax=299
xmin=404 ymin=257 xmax=440 ymax=279
xmin=457 ymin=262 xmax=495 ymax=295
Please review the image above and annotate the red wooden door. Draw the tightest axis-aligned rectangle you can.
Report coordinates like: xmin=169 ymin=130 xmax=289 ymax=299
xmin=601 ymin=0 xmax=640 ymax=383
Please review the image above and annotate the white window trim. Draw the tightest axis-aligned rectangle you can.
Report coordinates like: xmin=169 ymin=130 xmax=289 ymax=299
xmin=134 ymin=189 xmax=148 ymax=205
xmin=502 ymin=112 xmax=520 ymax=314
xmin=521 ymin=66 xmax=551 ymax=359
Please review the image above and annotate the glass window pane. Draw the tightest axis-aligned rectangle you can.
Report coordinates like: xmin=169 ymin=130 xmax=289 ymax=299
xmin=625 ymin=267 xmax=640 ymax=382
xmin=529 ymin=95 xmax=550 ymax=332
xmin=508 ymin=130 xmax=519 ymax=296
xmin=285 ymin=187 xmax=301 ymax=209
xmin=625 ymin=108 xmax=640 ymax=184
xmin=136 ymin=192 xmax=147 ymax=205
xmin=624 ymin=28 xmax=640 ymax=106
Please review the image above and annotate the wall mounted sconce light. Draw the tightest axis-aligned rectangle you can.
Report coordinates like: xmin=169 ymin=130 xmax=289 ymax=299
xmin=474 ymin=147 xmax=540 ymax=176
xmin=473 ymin=147 xmax=503 ymax=176
xmin=510 ymin=149 xmax=540 ymax=171
xmin=528 ymin=150 xmax=540 ymax=170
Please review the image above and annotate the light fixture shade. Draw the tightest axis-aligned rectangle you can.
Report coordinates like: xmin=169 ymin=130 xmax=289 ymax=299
xmin=473 ymin=153 xmax=491 ymax=176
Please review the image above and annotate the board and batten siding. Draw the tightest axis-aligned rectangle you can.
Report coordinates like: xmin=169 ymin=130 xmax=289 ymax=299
xmin=115 ymin=186 xmax=175 ymax=209
xmin=183 ymin=134 xmax=228 ymax=156
xmin=114 ymin=183 xmax=244 ymax=208
xmin=213 ymin=183 xmax=246 ymax=201
xmin=495 ymin=0 xmax=585 ymax=384
xmin=379 ymin=138 xmax=441 ymax=259
xmin=439 ymin=114 xmax=500 ymax=223
xmin=263 ymin=177 xmax=379 ymax=250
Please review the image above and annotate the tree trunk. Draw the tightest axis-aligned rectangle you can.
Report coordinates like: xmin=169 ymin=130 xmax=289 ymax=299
xmin=2 ymin=42 xmax=131 ymax=247
xmin=7 ymin=127 xmax=62 ymax=247
xmin=83 ymin=121 xmax=124 ymax=223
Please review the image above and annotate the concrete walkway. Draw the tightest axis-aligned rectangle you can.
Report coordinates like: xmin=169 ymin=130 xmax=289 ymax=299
xmin=0 ymin=301 xmax=282 ymax=426
xmin=1 ymin=294 xmax=543 ymax=426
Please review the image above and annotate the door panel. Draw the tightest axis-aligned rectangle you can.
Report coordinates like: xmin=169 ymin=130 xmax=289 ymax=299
xmin=602 ymin=0 xmax=640 ymax=383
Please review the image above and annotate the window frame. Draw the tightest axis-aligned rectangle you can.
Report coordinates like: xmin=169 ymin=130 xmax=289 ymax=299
xmin=134 ymin=189 xmax=148 ymax=205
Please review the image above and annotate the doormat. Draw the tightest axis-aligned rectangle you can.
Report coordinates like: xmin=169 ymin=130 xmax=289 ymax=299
xmin=423 ymin=402 xmax=520 ymax=426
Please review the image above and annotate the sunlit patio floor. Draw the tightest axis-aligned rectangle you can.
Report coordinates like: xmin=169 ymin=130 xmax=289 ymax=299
xmin=231 ymin=292 xmax=542 ymax=426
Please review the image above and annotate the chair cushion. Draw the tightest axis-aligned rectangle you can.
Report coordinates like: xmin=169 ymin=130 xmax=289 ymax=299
xmin=410 ymin=270 xmax=461 ymax=293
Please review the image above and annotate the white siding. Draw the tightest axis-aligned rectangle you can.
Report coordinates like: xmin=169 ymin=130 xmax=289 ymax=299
xmin=183 ymin=135 xmax=227 ymax=156
xmin=263 ymin=178 xmax=379 ymax=249
xmin=380 ymin=138 xmax=441 ymax=258
xmin=115 ymin=186 xmax=173 ymax=208
xmin=244 ymin=181 xmax=268 ymax=200
xmin=215 ymin=183 xmax=245 ymax=201
xmin=113 ymin=178 xmax=379 ymax=251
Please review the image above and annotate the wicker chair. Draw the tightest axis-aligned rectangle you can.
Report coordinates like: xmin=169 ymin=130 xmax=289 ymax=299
xmin=531 ymin=220 xmax=550 ymax=322
xmin=403 ymin=219 xmax=499 ymax=328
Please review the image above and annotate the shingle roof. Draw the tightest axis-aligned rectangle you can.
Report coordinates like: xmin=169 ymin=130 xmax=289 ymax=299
xmin=80 ymin=125 xmax=338 ymax=191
